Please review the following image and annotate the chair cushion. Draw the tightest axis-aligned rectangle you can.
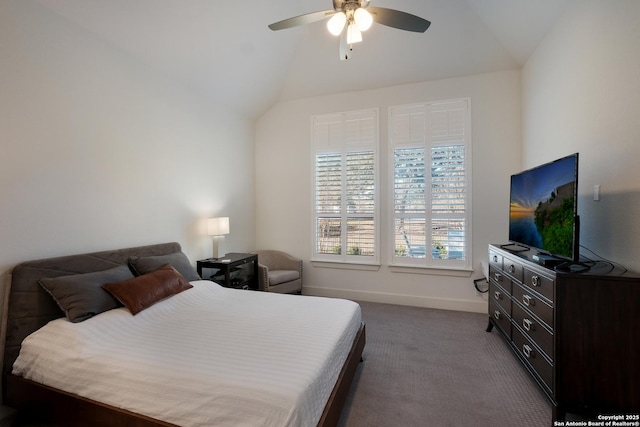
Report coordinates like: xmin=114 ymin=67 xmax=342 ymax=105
xmin=269 ymin=270 xmax=300 ymax=286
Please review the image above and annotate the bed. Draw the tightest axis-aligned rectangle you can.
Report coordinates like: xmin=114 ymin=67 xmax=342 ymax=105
xmin=1 ymin=242 xmax=365 ymax=426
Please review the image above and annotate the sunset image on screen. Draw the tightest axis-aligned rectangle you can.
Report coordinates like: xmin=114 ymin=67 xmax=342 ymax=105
xmin=508 ymin=155 xmax=577 ymax=258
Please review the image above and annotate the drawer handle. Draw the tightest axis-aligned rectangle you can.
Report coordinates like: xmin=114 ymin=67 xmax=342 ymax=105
xmin=494 ymin=272 xmax=502 ymax=283
xmin=494 ymin=291 xmax=502 ymax=301
xmin=508 ymin=264 xmax=515 ymax=274
xmin=493 ymin=310 xmax=501 ymax=320
xmin=523 ymin=344 xmax=534 ymax=358
xmin=493 ymin=255 xmax=498 ymax=262
xmin=523 ymin=318 xmax=535 ymax=331
xmin=522 ymin=294 xmax=535 ymax=307
xmin=531 ymin=275 xmax=540 ymax=287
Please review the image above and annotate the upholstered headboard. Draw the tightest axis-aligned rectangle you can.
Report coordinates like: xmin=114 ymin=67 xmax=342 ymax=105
xmin=1 ymin=242 xmax=183 ymax=377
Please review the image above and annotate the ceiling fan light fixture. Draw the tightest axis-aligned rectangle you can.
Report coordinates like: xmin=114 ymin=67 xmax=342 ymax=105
xmin=327 ymin=12 xmax=347 ymax=36
xmin=354 ymin=8 xmax=373 ymax=31
xmin=268 ymin=0 xmax=431 ymax=60
xmin=346 ymin=23 xmax=362 ymax=44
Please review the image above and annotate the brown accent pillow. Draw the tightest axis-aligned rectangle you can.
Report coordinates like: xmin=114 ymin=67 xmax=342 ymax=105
xmin=102 ymin=264 xmax=193 ymax=315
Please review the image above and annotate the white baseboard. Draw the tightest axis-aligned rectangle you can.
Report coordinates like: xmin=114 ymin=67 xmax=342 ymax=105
xmin=303 ymin=286 xmax=488 ymax=314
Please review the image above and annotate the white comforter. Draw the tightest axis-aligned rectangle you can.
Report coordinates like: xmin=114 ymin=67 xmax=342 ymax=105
xmin=13 ymin=281 xmax=362 ymax=427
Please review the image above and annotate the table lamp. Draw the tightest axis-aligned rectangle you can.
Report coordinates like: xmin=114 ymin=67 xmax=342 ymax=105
xmin=208 ymin=217 xmax=229 ymax=259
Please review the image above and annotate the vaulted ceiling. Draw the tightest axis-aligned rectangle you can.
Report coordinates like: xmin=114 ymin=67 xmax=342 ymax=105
xmin=33 ymin=0 xmax=573 ymax=118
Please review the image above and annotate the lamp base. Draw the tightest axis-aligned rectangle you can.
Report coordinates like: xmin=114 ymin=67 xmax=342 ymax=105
xmin=212 ymin=235 xmax=226 ymax=259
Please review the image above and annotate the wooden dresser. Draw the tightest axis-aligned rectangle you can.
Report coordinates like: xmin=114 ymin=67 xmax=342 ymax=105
xmin=487 ymin=244 xmax=640 ymax=421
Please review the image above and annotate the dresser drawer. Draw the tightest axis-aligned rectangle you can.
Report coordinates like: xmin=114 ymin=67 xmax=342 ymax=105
xmin=489 ymin=250 xmax=503 ymax=271
xmin=489 ymin=265 xmax=512 ymax=294
xmin=489 ymin=298 xmax=511 ymax=338
xmin=512 ymin=325 xmax=553 ymax=394
xmin=524 ymin=268 xmax=554 ymax=302
xmin=511 ymin=282 xmax=553 ymax=329
xmin=490 ymin=281 xmax=511 ymax=316
xmin=512 ymin=301 xmax=553 ymax=360
xmin=503 ymin=257 xmax=523 ymax=283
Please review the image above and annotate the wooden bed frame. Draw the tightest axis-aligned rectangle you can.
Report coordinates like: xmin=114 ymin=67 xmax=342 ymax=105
xmin=1 ymin=242 xmax=366 ymax=426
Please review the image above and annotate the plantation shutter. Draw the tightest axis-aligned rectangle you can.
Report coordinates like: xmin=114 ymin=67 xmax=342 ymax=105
xmin=313 ymin=110 xmax=378 ymax=263
xmin=315 ymin=153 xmax=342 ymax=255
xmin=390 ymin=100 xmax=471 ymax=269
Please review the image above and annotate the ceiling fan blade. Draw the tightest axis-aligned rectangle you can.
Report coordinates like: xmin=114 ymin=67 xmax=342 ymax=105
xmin=367 ymin=7 xmax=431 ymax=33
xmin=268 ymin=10 xmax=334 ymax=31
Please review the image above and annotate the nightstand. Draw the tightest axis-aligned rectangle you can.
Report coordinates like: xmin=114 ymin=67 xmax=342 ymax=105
xmin=197 ymin=253 xmax=259 ymax=290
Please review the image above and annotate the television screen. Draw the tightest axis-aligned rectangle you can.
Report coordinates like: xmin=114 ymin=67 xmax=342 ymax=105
xmin=508 ymin=153 xmax=579 ymax=260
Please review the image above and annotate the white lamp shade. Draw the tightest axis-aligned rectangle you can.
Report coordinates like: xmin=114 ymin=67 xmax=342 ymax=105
xmin=327 ymin=12 xmax=347 ymax=36
xmin=354 ymin=8 xmax=373 ymax=31
xmin=208 ymin=217 xmax=230 ymax=236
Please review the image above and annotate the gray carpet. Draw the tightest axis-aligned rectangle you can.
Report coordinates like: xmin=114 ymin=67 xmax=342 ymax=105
xmin=337 ymin=301 xmax=551 ymax=427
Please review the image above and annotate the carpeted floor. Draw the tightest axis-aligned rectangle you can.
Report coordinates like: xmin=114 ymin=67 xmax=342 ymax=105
xmin=337 ymin=301 xmax=551 ymax=427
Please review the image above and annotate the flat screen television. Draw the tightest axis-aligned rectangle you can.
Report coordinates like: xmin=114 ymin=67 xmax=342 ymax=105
xmin=507 ymin=153 xmax=579 ymax=262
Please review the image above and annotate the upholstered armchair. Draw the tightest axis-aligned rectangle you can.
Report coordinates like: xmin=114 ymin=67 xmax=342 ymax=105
xmin=251 ymin=250 xmax=302 ymax=294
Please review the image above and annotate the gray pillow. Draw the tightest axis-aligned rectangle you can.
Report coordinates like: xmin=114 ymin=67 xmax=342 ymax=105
xmin=128 ymin=252 xmax=200 ymax=282
xmin=39 ymin=264 xmax=134 ymax=323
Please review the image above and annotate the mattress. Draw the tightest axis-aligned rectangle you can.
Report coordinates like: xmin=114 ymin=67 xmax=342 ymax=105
xmin=12 ymin=281 xmax=362 ymax=427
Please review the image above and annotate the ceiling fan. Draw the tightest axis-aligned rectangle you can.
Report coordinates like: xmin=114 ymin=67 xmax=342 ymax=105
xmin=268 ymin=0 xmax=431 ymax=60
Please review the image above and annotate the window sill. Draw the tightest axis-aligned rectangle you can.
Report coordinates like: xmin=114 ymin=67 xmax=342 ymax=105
xmin=310 ymin=260 xmax=381 ymax=271
xmin=389 ymin=264 xmax=473 ymax=277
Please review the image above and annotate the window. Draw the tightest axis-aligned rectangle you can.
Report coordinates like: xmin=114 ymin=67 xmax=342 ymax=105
xmin=312 ymin=109 xmax=379 ymax=264
xmin=390 ymin=99 xmax=471 ymax=270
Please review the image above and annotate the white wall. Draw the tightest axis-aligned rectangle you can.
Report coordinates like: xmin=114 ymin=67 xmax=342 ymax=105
xmin=10 ymin=1 xmax=634 ymax=322
xmin=522 ymin=0 xmax=640 ymax=272
xmin=0 ymin=2 xmax=256 ymax=291
xmin=255 ymin=70 xmax=522 ymax=313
